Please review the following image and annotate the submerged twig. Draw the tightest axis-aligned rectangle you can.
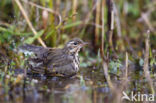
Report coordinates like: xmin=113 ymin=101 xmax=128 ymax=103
xmin=14 ymin=0 xmax=46 ymax=47
xmin=102 ymin=60 xmax=114 ymax=90
xmin=119 ymin=52 xmax=129 ymax=103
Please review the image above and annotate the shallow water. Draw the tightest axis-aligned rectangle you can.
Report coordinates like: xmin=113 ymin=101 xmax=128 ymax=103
xmin=0 ymin=66 xmax=155 ymax=103
xmin=0 ymin=68 xmax=111 ymax=103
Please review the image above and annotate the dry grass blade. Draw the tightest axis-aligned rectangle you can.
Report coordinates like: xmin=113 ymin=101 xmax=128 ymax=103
xmin=72 ymin=0 xmax=78 ymax=32
xmin=95 ymin=0 xmax=101 ymax=45
xmin=143 ymin=30 xmax=155 ymax=94
xmin=14 ymin=0 xmax=46 ymax=47
xmin=21 ymin=0 xmax=62 ymax=28
xmin=125 ymin=52 xmax=128 ymax=78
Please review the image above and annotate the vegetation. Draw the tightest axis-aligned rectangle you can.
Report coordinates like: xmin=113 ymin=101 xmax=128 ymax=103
xmin=0 ymin=0 xmax=155 ymax=103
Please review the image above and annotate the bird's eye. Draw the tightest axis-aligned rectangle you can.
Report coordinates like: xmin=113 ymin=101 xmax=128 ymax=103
xmin=73 ymin=42 xmax=78 ymax=45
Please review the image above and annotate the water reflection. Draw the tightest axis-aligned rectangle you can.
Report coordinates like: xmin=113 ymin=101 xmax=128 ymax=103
xmin=9 ymin=72 xmax=110 ymax=103
xmin=23 ymin=76 xmax=80 ymax=103
xmin=2 ymin=67 xmax=153 ymax=103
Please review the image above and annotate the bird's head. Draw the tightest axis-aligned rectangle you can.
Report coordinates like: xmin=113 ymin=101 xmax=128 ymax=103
xmin=63 ymin=38 xmax=88 ymax=54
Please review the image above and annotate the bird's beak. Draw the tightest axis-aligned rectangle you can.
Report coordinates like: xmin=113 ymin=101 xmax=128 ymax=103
xmin=84 ymin=42 xmax=89 ymax=45
xmin=81 ymin=42 xmax=89 ymax=47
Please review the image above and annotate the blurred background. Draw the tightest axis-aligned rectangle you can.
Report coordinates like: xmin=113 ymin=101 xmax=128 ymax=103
xmin=0 ymin=0 xmax=156 ymax=103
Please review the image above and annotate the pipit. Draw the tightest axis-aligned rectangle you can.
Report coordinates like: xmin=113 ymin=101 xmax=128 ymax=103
xmin=20 ymin=38 xmax=88 ymax=77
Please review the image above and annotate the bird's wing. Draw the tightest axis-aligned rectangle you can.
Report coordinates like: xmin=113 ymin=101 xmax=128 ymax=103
xmin=19 ymin=44 xmax=48 ymax=52
xmin=19 ymin=44 xmax=63 ymax=60
xmin=19 ymin=44 xmax=50 ymax=57
xmin=29 ymin=48 xmax=73 ymax=67
xmin=46 ymin=54 xmax=76 ymax=76
xmin=45 ymin=49 xmax=74 ymax=68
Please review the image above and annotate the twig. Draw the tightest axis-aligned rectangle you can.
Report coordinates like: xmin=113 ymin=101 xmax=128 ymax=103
xmin=141 ymin=13 xmax=155 ymax=32
xmin=107 ymin=0 xmax=115 ymax=52
xmin=101 ymin=0 xmax=114 ymax=92
xmin=84 ymin=0 xmax=99 ymax=23
xmin=102 ymin=60 xmax=114 ymax=90
xmin=143 ymin=30 xmax=155 ymax=94
xmin=125 ymin=52 xmax=128 ymax=78
xmin=14 ymin=0 xmax=46 ymax=47
xmin=101 ymin=0 xmax=105 ymax=58
xmin=113 ymin=3 xmax=122 ymax=38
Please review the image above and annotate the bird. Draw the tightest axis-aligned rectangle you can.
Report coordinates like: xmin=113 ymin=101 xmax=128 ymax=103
xmin=19 ymin=38 xmax=88 ymax=77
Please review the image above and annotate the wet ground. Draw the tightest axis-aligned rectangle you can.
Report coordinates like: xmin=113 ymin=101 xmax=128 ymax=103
xmin=0 ymin=65 xmax=155 ymax=103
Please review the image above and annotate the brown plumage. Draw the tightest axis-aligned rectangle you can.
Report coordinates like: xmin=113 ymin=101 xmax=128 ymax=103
xmin=20 ymin=38 xmax=87 ymax=77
